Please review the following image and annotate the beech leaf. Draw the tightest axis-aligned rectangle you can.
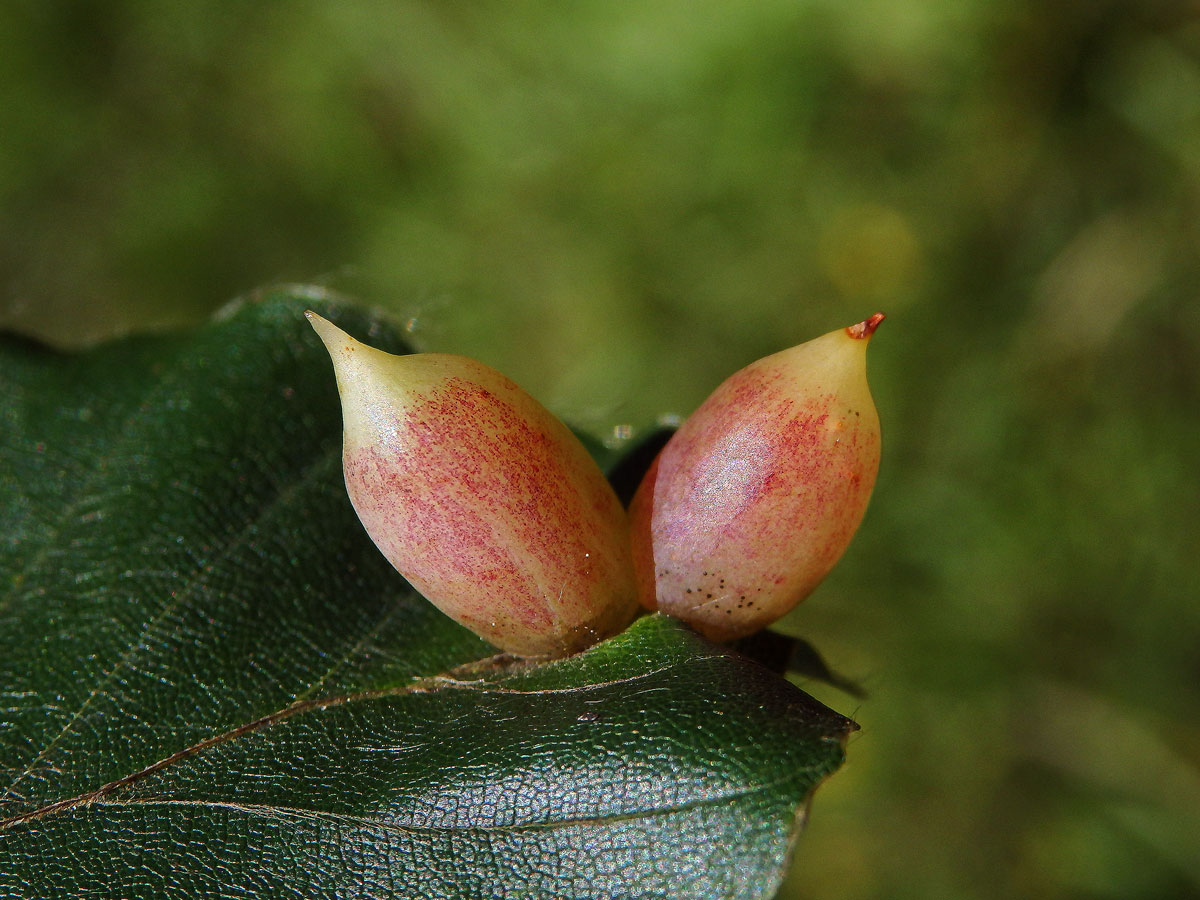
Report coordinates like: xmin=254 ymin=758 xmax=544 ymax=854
xmin=0 ymin=288 xmax=855 ymax=899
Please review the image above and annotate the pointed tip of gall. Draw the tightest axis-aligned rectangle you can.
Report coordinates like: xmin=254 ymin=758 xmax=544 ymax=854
xmin=847 ymin=313 xmax=886 ymax=340
xmin=305 ymin=309 xmax=356 ymax=357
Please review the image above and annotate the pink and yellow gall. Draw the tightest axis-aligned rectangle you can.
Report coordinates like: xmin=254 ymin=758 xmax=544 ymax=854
xmin=309 ymin=309 xmax=883 ymax=654
xmin=307 ymin=311 xmax=637 ymax=658
xmin=629 ymin=315 xmax=883 ymax=641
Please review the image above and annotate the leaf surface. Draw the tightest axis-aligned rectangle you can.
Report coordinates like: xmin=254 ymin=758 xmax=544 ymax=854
xmin=0 ymin=289 xmax=854 ymax=899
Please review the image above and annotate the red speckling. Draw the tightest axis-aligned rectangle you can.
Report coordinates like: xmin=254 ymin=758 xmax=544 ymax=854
xmin=341 ymin=360 xmax=637 ymax=657
xmin=633 ymin=319 xmax=882 ymax=641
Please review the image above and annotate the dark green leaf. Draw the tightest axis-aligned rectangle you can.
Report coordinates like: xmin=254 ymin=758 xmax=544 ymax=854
xmin=0 ymin=288 xmax=854 ymax=899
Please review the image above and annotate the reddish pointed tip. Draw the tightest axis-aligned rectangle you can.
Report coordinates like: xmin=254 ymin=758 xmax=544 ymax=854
xmin=847 ymin=312 xmax=886 ymax=340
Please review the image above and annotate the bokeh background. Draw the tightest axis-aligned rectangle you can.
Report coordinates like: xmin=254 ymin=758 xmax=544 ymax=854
xmin=3 ymin=3 xmax=1198 ymax=897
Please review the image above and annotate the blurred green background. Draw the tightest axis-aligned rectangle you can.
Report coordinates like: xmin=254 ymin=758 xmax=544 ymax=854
xmin=2 ymin=2 xmax=1198 ymax=897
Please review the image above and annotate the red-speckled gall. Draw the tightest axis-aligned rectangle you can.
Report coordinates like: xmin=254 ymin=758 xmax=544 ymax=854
xmin=307 ymin=311 xmax=637 ymax=658
xmin=629 ymin=315 xmax=884 ymax=641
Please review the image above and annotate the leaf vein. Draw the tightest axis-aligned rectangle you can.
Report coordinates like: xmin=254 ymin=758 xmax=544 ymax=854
xmin=1 ymin=446 xmax=340 ymax=804
xmin=0 ymin=653 xmax=523 ymax=832
xmin=35 ymin=766 xmax=818 ymax=836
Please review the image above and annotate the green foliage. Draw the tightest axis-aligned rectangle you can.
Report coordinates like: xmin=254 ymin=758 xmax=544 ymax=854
xmin=0 ymin=293 xmax=853 ymax=899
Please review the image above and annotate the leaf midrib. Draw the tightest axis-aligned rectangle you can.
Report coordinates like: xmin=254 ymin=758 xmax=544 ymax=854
xmin=0 ymin=659 xmax=814 ymax=835
xmin=80 ymin=771 xmax=805 ymax=833
xmin=1 ymin=443 xmax=343 ymax=805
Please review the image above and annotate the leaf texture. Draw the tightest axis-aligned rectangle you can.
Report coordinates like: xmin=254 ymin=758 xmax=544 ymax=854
xmin=0 ymin=288 xmax=854 ymax=899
